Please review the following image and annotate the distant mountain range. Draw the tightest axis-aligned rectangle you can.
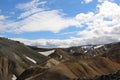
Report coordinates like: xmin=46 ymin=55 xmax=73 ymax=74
xmin=0 ymin=37 xmax=120 ymax=80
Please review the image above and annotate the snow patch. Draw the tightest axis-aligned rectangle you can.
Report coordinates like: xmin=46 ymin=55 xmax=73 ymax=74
xmin=94 ymin=45 xmax=103 ymax=49
xmin=70 ymin=49 xmax=75 ymax=53
xmin=25 ymin=56 xmax=37 ymax=64
xmin=84 ymin=50 xmax=88 ymax=53
xmin=82 ymin=45 xmax=93 ymax=50
xmin=38 ymin=50 xmax=55 ymax=56
xmin=12 ymin=74 xmax=17 ymax=80
xmin=57 ymin=54 xmax=63 ymax=59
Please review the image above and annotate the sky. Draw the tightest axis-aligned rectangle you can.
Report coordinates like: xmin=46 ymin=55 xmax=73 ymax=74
xmin=0 ymin=0 xmax=120 ymax=48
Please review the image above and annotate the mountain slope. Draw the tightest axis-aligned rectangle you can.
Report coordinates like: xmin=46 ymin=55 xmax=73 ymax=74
xmin=17 ymin=56 xmax=120 ymax=80
xmin=0 ymin=37 xmax=49 ymax=80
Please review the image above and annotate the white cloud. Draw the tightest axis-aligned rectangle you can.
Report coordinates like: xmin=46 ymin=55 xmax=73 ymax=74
xmin=85 ymin=0 xmax=93 ymax=3
xmin=82 ymin=0 xmax=93 ymax=4
xmin=5 ymin=10 xmax=78 ymax=33
xmin=98 ymin=0 xmax=107 ymax=3
xmin=0 ymin=14 xmax=9 ymax=31
xmin=11 ymin=36 xmax=120 ymax=48
xmin=11 ymin=38 xmax=85 ymax=48
xmin=16 ymin=0 xmax=46 ymax=11
xmin=18 ymin=8 xmax=44 ymax=19
xmin=4 ymin=0 xmax=79 ymax=33
xmin=76 ymin=1 xmax=120 ymax=39
xmin=16 ymin=0 xmax=46 ymax=19
xmin=16 ymin=10 xmax=78 ymax=33
xmin=0 ymin=15 xmax=6 ymax=21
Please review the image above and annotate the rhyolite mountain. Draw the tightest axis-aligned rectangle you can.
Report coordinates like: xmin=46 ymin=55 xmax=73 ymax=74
xmin=0 ymin=37 xmax=120 ymax=80
xmin=0 ymin=37 xmax=49 ymax=80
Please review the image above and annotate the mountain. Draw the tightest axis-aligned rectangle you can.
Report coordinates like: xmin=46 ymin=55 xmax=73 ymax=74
xmin=0 ymin=37 xmax=120 ymax=80
xmin=0 ymin=37 xmax=49 ymax=80
xmin=27 ymin=42 xmax=120 ymax=80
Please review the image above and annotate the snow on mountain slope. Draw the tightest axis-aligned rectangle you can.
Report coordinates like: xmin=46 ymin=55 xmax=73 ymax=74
xmin=24 ymin=55 xmax=37 ymax=64
xmin=93 ymin=45 xmax=104 ymax=49
xmin=12 ymin=75 xmax=17 ymax=80
xmin=38 ymin=50 xmax=55 ymax=56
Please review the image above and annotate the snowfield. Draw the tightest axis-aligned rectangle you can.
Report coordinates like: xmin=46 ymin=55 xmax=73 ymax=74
xmin=38 ymin=50 xmax=55 ymax=56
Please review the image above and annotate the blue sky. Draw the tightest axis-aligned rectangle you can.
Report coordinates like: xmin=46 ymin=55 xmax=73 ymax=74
xmin=0 ymin=0 xmax=120 ymax=47
xmin=0 ymin=0 xmax=96 ymax=39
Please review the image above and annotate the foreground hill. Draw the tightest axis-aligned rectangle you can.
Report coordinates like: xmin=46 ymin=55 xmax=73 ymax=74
xmin=0 ymin=37 xmax=49 ymax=80
xmin=0 ymin=37 xmax=120 ymax=80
